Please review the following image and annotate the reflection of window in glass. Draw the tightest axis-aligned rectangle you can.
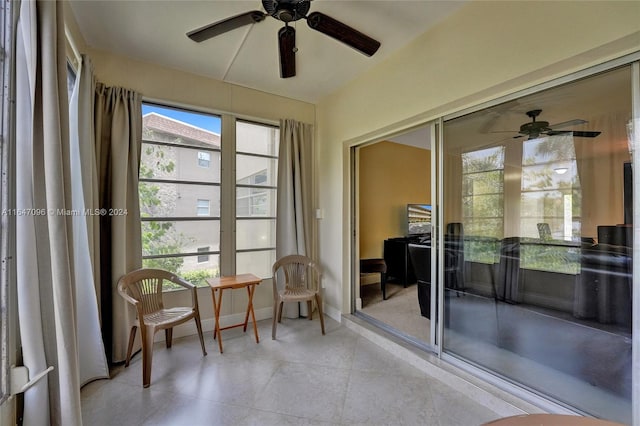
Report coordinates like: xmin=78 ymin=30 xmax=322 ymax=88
xmin=197 ymin=247 xmax=209 ymax=263
xmin=521 ymin=134 xmax=581 ymax=240
xmin=520 ymin=134 xmax=581 ymax=274
xmin=196 ymin=199 xmax=210 ymax=216
xmin=461 ymin=146 xmax=505 ymax=263
xmin=197 ymin=151 xmax=210 ymax=168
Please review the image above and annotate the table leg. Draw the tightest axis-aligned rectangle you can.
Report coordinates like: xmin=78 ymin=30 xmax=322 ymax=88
xmin=247 ymin=284 xmax=259 ymax=343
xmin=211 ymin=288 xmax=224 ymax=353
xmin=243 ymin=286 xmax=251 ymax=332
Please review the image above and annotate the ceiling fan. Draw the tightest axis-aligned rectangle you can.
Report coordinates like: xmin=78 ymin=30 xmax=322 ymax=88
xmin=186 ymin=0 xmax=381 ymax=78
xmin=500 ymin=109 xmax=601 ymax=140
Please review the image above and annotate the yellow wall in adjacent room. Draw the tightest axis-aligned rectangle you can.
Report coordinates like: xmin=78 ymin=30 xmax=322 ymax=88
xmin=359 ymin=141 xmax=430 ymax=259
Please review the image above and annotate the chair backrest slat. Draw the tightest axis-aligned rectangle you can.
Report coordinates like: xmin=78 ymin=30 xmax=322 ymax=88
xmin=118 ymin=269 xmax=177 ymax=316
xmin=273 ymin=254 xmax=321 ymax=293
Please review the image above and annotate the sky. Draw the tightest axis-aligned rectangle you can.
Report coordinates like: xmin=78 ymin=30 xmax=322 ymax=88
xmin=142 ymin=103 xmax=221 ymax=134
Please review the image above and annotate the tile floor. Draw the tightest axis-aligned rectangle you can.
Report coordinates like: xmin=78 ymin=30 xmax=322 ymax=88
xmin=81 ymin=316 xmax=501 ymax=426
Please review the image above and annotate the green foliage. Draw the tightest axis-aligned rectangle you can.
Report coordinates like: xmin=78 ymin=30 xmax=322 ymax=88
xmin=465 ymin=238 xmax=500 ymax=264
xmin=521 ymin=241 xmax=580 ymax=275
xmin=140 ymin=143 xmax=184 ymax=274
xmin=181 ymin=269 xmax=218 ymax=287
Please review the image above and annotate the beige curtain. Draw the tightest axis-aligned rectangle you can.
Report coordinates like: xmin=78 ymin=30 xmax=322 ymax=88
xmin=574 ymin=111 xmax=632 ymax=239
xmin=15 ymin=1 xmax=82 ymax=423
xmin=276 ymin=119 xmax=314 ymax=317
xmin=73 ymin=55 xmax=101 ymax=304
xmin=276 ymin=119 xmax=314 ymax=258
xmin=69 ymin=54 xmax=109 ymax=386
xmin=94 ymin=84 xmax=143 ymax=363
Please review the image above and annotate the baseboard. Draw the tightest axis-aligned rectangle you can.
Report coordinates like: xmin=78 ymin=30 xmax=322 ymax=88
xmin=323 ymin=303 xmax=342 ymax=322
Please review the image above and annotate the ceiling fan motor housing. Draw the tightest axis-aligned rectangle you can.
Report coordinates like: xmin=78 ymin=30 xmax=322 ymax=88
xmin=262 ymin=0 xmax=311 ymax=23
xmin=519 ymin=109 xmax=550 ymax=137
xmin=519 ymin=120 xmax=551 ymax=136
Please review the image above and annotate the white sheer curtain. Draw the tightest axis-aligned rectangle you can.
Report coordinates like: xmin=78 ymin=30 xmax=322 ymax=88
xmin=69 ymin=55 xmax=109 ymax=385
xmin=15 ymin=1 xmax=82 ymax=424
xmin=276 ymin=119 xmax=314 ymax=317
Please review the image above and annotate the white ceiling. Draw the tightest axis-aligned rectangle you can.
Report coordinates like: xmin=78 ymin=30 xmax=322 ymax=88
xmin=69 ymin=0 xmax=467 ymax=103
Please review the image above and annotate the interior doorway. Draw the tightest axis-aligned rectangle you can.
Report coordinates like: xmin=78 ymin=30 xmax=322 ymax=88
xmin=354 ymin=124 xmax=436 ymax=349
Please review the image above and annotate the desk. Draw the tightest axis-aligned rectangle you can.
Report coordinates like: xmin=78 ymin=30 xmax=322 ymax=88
xmin=207 ymin=273 xmax=262 ymax=353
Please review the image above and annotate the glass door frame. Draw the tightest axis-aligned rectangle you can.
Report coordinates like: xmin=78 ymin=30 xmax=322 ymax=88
xmin=349 ymin=121 xmax=439 ymax=352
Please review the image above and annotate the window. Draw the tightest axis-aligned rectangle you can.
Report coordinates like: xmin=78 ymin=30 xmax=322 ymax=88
xmin=67 ymin=62 xmax=76 ymax=101
xmin=461 ymin=146 xmax=505 ymax=263
xmin=140 ymin=103 xmax=221 ymax=287
xmin=139 ymin=103 xmax=280 ymax=285
xmin=197 ymin=247 xmax=209 ymax=263
xmin=197 ymin=151 xmax=210 ymax=168
xmin=196 ymin=199 xmax=210 ymax=216
xmin=235 ymin=120 xmax=279 ymax=278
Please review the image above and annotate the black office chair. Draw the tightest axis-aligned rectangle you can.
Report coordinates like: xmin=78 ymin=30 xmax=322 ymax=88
xmin=537 ymin=223 xmax=552 ymax=240
xmin=408 ymin=243 xmax=431 ymax=318
xmin=445 ymin=222 xmax=465 ymax=292
xmin=360 ymin=258 xmax=388 ymax=300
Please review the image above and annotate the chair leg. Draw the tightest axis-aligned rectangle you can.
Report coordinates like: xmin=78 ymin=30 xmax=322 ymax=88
xmin=381 ymin=272 xmax=387 ymax=300
xmin=194 ymin=314 xmax=207 ymax=356
xmin=381 ymin=275 xmax=387 ymax=300
xmin=315 ymin=294 xmax=325 ymax=335
xmin=141 ymin=327 xmax=155 ymax=388
xmin=125 ymin=326 xmax=137 ymax=367
xmin=165 ymin=328 xmax=173 ymax=349
xmin=277 ymin=301 xmax=284 ymax=323
xmin=272 ymin=299 xmax=282 ymax=340
xmin=307 ymin=300 xmax=313 ymax=320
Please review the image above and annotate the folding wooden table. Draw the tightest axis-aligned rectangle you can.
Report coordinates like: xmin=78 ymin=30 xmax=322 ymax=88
xmin=207 ymin=273 xmax=262 ymax=353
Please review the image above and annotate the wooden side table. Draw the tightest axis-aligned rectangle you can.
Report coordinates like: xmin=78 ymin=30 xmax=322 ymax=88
xmin=206 ymin=273 xmax=262 ymax=353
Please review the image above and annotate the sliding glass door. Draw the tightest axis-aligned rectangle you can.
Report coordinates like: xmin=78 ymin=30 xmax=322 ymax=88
xmin=441 ymin=64 xmax=634 ymax=424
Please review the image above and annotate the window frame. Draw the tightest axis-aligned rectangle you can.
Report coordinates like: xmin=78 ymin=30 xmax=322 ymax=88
xmin=0 ymin=0 xmax=13 ymax=406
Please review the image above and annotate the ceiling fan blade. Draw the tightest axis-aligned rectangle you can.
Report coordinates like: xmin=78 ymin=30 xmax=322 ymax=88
xmin=548 ymin=119 xmax=588 ymax=130
xmin=187 ymin=11 xmax=266 ymax=42
xmin=547 ymin=130 xmax=601 ymax=138
xmin=278 ymin=26 xmax=296 ymax=78
xmin=306 ymin=11 xmax=380 ymax=57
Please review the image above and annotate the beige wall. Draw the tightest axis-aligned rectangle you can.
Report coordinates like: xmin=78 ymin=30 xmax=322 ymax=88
xmin=314 ymin=1 xmax=640 ymax=313
xmin=359 ymin=142 xmax=431 ymax=259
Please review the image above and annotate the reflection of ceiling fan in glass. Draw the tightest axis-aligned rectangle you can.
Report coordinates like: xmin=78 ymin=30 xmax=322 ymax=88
xmin=495 ymin=109 xmax=602 ymax=140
